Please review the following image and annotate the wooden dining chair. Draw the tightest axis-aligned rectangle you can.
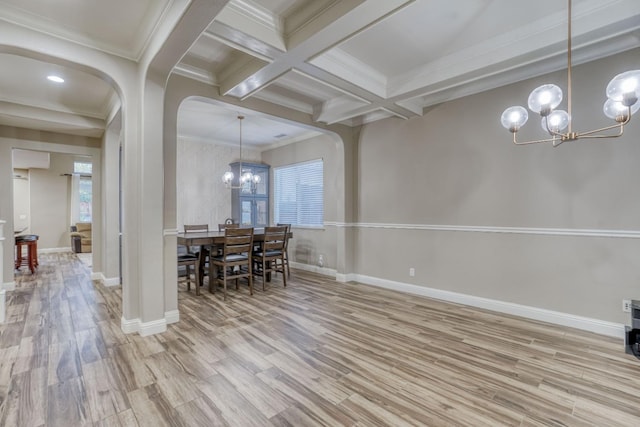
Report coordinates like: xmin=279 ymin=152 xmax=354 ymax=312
xmin=177 ymin=248 xmax=200 ymax=295
xmin=209 ymin=227 xmax=254 ymax=300
xmin=276 ymin=223 xmax=291 ymax=278
xmin=183 ymin=224 xmax=209 ymax=284
xmin=252 ymin=226 xmax=287 ymax=290
xmin=218 ymin=223 xmax=239 ymax=231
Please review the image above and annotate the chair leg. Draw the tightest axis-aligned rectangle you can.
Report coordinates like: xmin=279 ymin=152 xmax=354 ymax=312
xmin=185 ymin=265 xmax=191 ymax=291
xmin=209 ymin=262 xmax=215 ymax=293
xmin=281 ymin=258 xmax=287 ymax=288
xmin=194 ymin=262 xmax=200 ymax=296
xmin=248 ymin=263 xmax=253 ymax=295
xmin=285 ymin=253 xmax=290 ymax=277
xmin=223 ymin=268 xmax=227 ymax=301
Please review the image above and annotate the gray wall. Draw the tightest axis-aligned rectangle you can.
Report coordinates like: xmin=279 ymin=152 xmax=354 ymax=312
xmin=12 ymin=169 xmax=29 ymax=233
xmin=262 ymin=133 xmax=340 ymax=270
xmin=28 ymin=152 xmax=75 ymax=249
xmin=354 ymin=47 xmax=640 ymax=324
xmin=176 ymin=137 xmax=261 ymax=230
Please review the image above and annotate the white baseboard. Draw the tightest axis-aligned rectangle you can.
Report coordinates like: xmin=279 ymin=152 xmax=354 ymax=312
xmin=120 ymin=316 xmax=139 ymax=334
xmin=121 ymin=314 xmax=172 ymax=336
xmin=165 ymin=310 xmax=179 ymax=324
xmin=336 ymin=273 xmax=356 ymax=283
xmin=92 ymin=272 xmax=120 ymax=287
xmin=0 ymin=289 xmax=5 ymax=323
xmin=351 ymin=274 xmax=625 ymax=339
xmin=139 ymin=318 xmax=167 ymax=336
xmin=290 ymin=261 xmax=336 ymax=278
xmin=3 ymin=281 xmax=15 ymax=291
xmin=102 ymin=276 xmax=121 ymax=287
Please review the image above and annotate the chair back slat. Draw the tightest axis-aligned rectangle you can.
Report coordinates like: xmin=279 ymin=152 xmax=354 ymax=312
xmin=184 ymin=224 xmax=209 ymax=233
xmin=276 ymin=223 xmax=291 ymax=250
xmin=218 ymin=223 xmax=240 ymax=231
xmin=262 ymin=226 xmax=287 ymax=252
xmin=223 ymin=227 xmax=254 ymax=256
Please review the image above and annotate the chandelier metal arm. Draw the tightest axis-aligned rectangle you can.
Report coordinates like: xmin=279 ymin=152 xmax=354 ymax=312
xmin=514 ymin=120 xmax=628 ymax=146
xmin=512 ymin=133 xmax=559 ymax=146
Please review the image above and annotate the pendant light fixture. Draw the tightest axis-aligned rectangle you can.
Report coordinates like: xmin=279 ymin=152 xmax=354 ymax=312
xmin=222 ymin=115 xmax=261 ymax=192
xmin=501 ymin=0 xmax=640 ymax=147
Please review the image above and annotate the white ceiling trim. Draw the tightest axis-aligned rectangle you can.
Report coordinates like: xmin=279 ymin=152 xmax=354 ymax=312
xmin=0 ymin=96 xmax=106 ymax=121
xmin=0 ymin=101 xmax=104 ymax=130
xmin=310 ymin=48 xmax=387 ymax=98
xmin=0 ymin=2 xmax=175 ymax=61
xmin=252 ymin=90 xmax=314 ymax=114
xmin=202 ymin=27 xmax=277 ymax=63
xmin=172 ymin=63 xmax=218 ymax=86
xmin=388 ymin=0 xmax=640 ymax=98
xmin=216 ymin=0 xmax=286 ymax=50
xmin=290 ymin=68 xmax=368 ymax=104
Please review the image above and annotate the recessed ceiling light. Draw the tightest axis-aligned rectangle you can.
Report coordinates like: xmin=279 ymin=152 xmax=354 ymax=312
xmin=47 ymin=75 xmax=64 ymax=83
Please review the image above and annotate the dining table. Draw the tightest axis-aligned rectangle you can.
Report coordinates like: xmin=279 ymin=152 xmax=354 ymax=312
xmin=177 ymin=228 xmax=292 ymax=288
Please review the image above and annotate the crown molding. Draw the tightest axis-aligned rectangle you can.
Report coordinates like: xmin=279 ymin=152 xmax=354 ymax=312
xmin=216 ymin=0 xmax=285 ymax=51
xmin=172 ymin=63 xmax=218 ymax=86
xmin=388 ymin=0 xmax=640 ymax=99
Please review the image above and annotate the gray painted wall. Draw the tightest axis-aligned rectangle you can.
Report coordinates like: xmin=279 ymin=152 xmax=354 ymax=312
xmin=176 ymin=137 xmax=261 ymax=230
xmin=354 ymin=47 xmax=640 ymax=324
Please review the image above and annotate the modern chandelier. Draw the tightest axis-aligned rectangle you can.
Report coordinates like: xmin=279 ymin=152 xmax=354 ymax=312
xmin=501 ymin=0 xmax=640 ymax=147
xmin=222 ymin=115 xmax=261 ymax=191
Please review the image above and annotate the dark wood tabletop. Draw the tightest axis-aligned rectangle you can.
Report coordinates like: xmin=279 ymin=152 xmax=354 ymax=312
xmin=177 ymin=228 xmax=291 ymax=246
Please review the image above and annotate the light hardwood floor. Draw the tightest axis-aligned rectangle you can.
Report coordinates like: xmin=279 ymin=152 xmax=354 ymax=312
xmin=1 ymin=252 xmax=640 ymax=426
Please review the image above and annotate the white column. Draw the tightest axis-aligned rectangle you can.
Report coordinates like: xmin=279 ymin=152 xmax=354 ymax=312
xmin=0 ymin=219 xmax=5 ymax=323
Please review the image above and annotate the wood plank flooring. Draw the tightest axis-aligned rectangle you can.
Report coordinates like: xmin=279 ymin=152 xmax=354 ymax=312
xmin=1 ymin=252 xmax=640 ymax=426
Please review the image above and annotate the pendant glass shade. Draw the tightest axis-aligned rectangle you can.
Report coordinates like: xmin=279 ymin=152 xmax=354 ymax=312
xmin=603 ymin=98 xmax=640 ymax=121
xmin=542 ymin=110 xmax=570 ymax=133
xmin=606 ymin=70 xmax=640 ymax=105
xmin=528 ymin=84 xmax=563 ymax=115
xmin=222 ymin=171 xmax=234 ymax=185
xmin=240 ymin=171 xmax=253 ymax=184
xmin=501 ymin=106 xmax=529 ymax=132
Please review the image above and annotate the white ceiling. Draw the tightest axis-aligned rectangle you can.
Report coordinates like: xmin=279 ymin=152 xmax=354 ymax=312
xmin=1 ymin=0 xmax=639 ymax=146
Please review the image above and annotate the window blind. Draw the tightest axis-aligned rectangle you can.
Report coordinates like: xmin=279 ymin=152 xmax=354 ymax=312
xmin=274 ymin=159 xmax=323 ymax=227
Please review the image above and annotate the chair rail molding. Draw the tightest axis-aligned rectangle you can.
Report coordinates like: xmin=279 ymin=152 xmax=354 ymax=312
xmin=326 ymin=221 xmax=640 ymax=239
xmin=163 ymin=228 xmax=179 ymax=236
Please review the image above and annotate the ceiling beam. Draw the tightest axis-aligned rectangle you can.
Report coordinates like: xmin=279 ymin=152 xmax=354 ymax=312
xmin=203 ymin=0 xmax=418 ymax=124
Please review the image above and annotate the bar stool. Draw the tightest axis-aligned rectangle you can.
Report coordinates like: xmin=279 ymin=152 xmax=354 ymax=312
xmin=15 ymin=234 xmax=39 ymax=274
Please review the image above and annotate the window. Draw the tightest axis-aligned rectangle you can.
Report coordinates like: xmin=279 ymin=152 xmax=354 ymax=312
xmin=74 ymin=161 xmax=92 ymax=174
xmin=73 ymin=161 xmax=92 ymax=223
xmin=274 ymin=159 xmax=323 ymax=227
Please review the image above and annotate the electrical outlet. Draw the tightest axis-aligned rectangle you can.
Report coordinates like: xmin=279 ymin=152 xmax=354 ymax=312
xmin=623 ymin=299 xmax=632 ymax=313
xmin=409 ymin=267 xmax=415 ymax=277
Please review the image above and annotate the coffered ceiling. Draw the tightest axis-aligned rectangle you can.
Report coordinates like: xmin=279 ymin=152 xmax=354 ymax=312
xmin=1 ymin=0 xmax=639 ymax=146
